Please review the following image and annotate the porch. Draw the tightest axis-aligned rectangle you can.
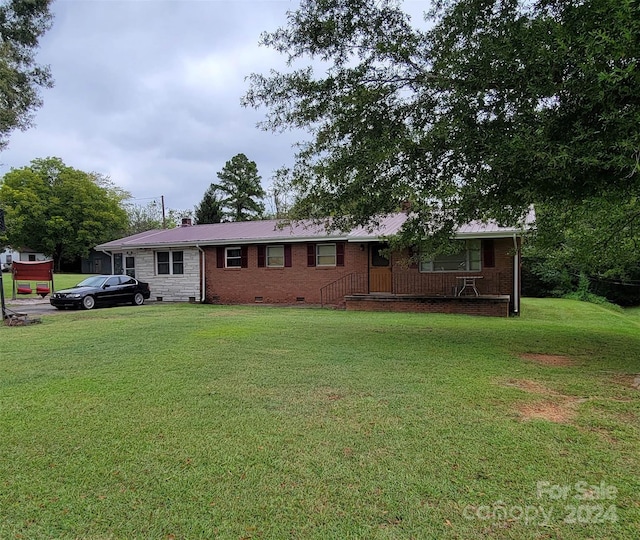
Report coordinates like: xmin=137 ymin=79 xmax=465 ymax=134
xmin=320 ymin=272 xmax=514 ymax=317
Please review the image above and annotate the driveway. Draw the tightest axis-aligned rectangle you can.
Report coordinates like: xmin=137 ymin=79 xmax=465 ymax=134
xmin=3 ymin=298 xmax=157 ymax=317
xmin=3 ymin=298 xmax=59 ymax=317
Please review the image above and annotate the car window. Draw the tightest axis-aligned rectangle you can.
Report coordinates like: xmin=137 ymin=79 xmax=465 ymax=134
xmin=105 ymin=277 xmax=120 ymax=287
xmin=77 ymin=276 xmax=107 ymax=287
xmin=120 ymin=277 xmax=135 ymax=285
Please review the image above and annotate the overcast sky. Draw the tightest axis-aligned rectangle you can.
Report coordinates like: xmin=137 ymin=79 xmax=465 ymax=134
xmin=0 ymin=0 xmax=307 ymax=213
xmin=0 ymin=0 xmax=429 ymax=215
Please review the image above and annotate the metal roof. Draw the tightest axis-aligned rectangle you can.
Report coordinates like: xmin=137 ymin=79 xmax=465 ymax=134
xmin=96 ymin=210 xmax=534 ymax=250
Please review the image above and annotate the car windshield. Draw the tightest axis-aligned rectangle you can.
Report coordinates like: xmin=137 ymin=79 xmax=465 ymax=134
xmin=75 ymin=276 xmax=108 ymax=288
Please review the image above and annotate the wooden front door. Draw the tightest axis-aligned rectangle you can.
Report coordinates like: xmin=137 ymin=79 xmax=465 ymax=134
xmin=369 ymin=243 xmax=392 ymax=293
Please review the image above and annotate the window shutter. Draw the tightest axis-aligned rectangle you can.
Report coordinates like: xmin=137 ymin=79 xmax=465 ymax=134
xmin=336 ymin=242 xmax=345 ymax=266
xmin=241 ymin=245 xmax=249 ymax=268
xmin=257 ymin=245 xmax=266 ymax=267
xmin=307 ymin=244 xmax=316 ymax=267
xmin=483 ymin=239 xmax=495 ymax=268
xmin=284 ymin=245 xmax=292 ymax=267
xmin=216 ymin=247 xmax=224 ymax=268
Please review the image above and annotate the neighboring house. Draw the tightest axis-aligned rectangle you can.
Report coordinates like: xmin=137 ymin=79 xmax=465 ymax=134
xmin=95 ymin=212 xmax=534 ymax=317
xmin=1 ymin=247 xmax=47 ymax=270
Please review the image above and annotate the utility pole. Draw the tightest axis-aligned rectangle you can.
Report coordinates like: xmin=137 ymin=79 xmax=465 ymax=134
xmin=0 ymin=209 xmax=6 ymax=320
xmin=0 ymin=269 xmax=5 ymax=321
xmin=161 ymin=195 xmax=166 ymax=229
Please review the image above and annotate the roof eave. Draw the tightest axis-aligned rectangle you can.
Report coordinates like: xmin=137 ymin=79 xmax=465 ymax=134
xmin=96 ymin=234 xmax=351 ymax=251
xmin=454 ymin=230 xmax=529 ymax=239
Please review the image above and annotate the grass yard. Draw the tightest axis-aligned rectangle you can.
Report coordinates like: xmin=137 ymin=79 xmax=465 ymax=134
xmin=1 ymin=299 xmax=639 ymax=539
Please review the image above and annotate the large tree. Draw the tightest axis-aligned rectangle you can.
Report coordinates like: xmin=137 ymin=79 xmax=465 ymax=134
xmin=194 ymin=184 xmax=224 ymax=224
xmin=0 ymin=0 xmax=53 ymax=151
xmin=244 ymin=0 xmax=640 ymax=249
xmin=213 ymin=153 xmax=265 ymax=222
xmin=0 ymin=157 xmax=129 ymax=270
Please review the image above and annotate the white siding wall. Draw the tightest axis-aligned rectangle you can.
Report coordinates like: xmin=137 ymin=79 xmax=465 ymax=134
xmin=128 ymin=248 xmax=201 ymax=302
xmin=1 ymin=249 xmax=47 ymax=264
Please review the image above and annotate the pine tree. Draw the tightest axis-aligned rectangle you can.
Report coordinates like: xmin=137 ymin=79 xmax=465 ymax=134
xmin=194 ymin=185 xmax=224 ymax=224
xmin=214 ymin=154 xmax=265 ymax=222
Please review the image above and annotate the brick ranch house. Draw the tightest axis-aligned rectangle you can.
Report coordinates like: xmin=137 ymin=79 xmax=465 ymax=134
xmin=96 ymin=212 xmax=533 ymax=317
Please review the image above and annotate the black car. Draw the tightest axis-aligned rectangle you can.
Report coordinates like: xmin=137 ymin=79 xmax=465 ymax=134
xmin=50 ymin=275 xmax=151 ymax=310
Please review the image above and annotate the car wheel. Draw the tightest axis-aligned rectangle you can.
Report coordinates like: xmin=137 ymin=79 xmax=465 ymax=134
xmin=133 ymin=292 xmax=145 ymax=306
xmin=82 ymin=295 xmax=96 ymax=310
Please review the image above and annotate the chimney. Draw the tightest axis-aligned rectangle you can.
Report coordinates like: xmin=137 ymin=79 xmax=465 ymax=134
xmin=400 ymin=200 xmax=412 ymax=213
xmin=181 ymin=218 xmax=193 ymax=227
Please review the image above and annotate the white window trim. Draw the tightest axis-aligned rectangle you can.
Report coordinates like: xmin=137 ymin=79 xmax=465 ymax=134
xmin=420 ymin=240 xmax=481 ymax=273
xmin=316 ymin=243 xmax=337 ymax=267
xmin=156 ymin=250 xmax=185 ymax=276
xmin=225 ymin=246 xmax=242 ymax=268
xmin=266 ymin=245 xmax=285 ymax=268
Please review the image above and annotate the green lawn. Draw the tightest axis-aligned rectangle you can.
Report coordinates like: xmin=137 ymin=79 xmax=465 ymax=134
xmin=1 ymin=272 xmax=86 ymax=300
xmin=1 ymin=299 xmax=639 ymax=539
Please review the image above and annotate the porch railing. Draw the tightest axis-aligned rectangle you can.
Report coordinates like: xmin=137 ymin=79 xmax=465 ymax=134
xmin=321 ymin=271 xmax=506 ymax=306
xmin=320 ymin=273 xmax=368 ymax=306
xmin=392 ymin=271 xmax=504 ymax=296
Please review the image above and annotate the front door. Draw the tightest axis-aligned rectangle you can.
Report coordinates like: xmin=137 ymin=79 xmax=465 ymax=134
xmin=369 ymin=243 xmax=392 ymax=293
xmin=125 ymin=256 xmax=136 ymax=277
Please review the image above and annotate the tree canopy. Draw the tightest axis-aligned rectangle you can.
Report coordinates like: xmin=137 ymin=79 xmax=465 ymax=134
xmin=194 ymin=184 xmax=224 ymax=224
xmin=123 ymin=201 xmax=192 ymax=235
xmin=213 ymin=153 xmax=265 ymax=222
xmin=0 ymin=157 xmax=129 ymax=270
xmin=244 ymin=0 xmax=640 ymax=247
xmin=0 ymin=0 xmax=53 ymax=151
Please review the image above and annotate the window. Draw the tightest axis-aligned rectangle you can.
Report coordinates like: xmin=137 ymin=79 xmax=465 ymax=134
xmin=420 ymin=240 xmax=481 ymax=272
xmin=105 ymin=276 xmax=120 ymax=287
xmin=172 ymin=251 xmax=184 ymax=274
xmin=258 ymin=245 xmax=291 ymax=267
xmin=371 ymin=242 xmax=389 ymax=267
xmin=226 ymin=247 xmax=242 ymax=268
xmin=217 ymin=246 xmax=247 ymax=268
xmin=307 ymin=243 xmax=344 ymax=267
xmin=113 ymin=253 xmax=136 ymax=277
xmin=114 ymin=253 xmax=123 ymax=274
xmin=157 ymin=252 xmax=170 ymax=274
xmin=157 ymin=251 xmax=184 ymax=275
xmin=266 ymin=245 xmax=284 ymax=267
xmin=316 ymin=243 xmax=336 ymax=266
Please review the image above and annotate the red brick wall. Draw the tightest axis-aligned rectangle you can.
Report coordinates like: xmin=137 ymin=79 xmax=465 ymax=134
xmin=203 ymin=237 xmax=519 ymax=312
xmin=204 ymin=243 xmax=368 ymax=304
xmin=391 ymin=238 xmax=516 ymax=297
xmin=344 ymin=295 xmax=511 ymax=317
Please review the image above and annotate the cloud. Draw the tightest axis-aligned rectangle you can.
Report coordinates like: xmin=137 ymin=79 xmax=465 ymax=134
xmin=0 ymin=0 xmax=303 ymax=212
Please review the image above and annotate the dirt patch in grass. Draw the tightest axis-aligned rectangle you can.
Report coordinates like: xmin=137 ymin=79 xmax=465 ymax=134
xmin=516 ymin=400 xmax=578 ymax=424
xmin=519 ymin=353 xmax=577 ymax=367
xmin=501 ymin=378 xmax=584 ymax=424
xmin=502 ymin=379 xmax=555 ymax=395
xmin=612 ymin=373 xmax=640 ymax=390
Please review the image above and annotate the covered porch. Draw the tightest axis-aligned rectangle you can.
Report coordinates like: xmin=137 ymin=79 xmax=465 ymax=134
xmin=320 ymin=239 xmax=520 ymax=316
